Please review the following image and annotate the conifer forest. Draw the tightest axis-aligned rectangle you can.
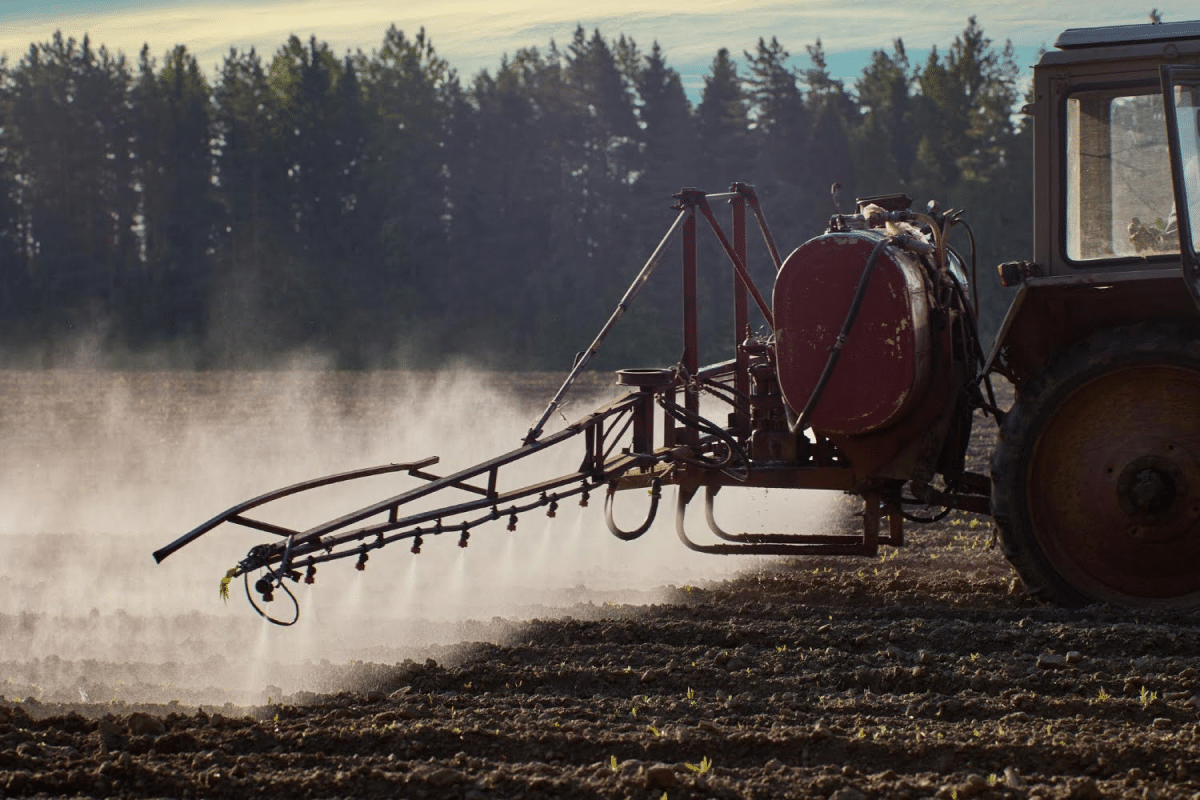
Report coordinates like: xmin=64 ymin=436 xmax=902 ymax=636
xmin=0 ymin=19 xmax=1029 ymax=369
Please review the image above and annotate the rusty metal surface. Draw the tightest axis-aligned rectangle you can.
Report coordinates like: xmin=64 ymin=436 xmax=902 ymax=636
xmin=987 ymin=272 xmax=1197 ymax=385
xmin=1029 ymin=363 xmax=1200 ymax=602
xmin=773 ymin=231 xmax=932 ymax=435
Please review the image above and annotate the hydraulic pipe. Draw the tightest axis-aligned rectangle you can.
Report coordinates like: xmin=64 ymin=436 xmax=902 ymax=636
xmin=524 ymin=207 xmax=690 ymax=444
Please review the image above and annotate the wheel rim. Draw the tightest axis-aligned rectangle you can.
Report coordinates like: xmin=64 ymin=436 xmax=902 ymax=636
xmin=1029 ymin=362 xmax=1200 ymax=605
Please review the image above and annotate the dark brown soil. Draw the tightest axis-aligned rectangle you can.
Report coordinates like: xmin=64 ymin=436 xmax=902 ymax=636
xmin=3 ymin=378 xmax=1200 ymax=799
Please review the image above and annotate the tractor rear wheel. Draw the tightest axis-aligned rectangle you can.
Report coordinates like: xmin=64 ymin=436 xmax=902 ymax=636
xmin=992 ymin=325 xmax=1200 ymax=608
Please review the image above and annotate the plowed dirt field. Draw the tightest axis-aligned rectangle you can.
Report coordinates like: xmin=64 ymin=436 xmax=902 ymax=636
xmin=2 ymin=372 xmax=1198 ymax=799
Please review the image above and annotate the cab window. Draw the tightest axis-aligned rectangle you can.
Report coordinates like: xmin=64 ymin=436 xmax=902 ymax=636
xmin=1065 ymin=88 xmax=1178 ymax=261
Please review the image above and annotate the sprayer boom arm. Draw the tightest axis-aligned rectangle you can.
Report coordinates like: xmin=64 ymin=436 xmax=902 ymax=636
xmin=155 ymin=391 xmax=660 ymax=577
xmin=152 ymin=457 xmax=442 ymax=564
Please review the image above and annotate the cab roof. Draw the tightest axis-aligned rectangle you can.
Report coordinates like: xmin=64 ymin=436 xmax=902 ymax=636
xmin=1055 ymin=20 xmax=1200 ymax=49
xmin=1039 ymin=20 xmax=1200 ymax=69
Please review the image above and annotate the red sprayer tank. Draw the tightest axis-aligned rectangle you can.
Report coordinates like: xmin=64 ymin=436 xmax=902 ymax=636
xmin=773 ymin=230 xmax=936 ymax=436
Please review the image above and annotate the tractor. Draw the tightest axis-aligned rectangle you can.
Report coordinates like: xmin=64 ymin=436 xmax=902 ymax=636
xmin=156 ymin=19 xmax=1200 ymax=621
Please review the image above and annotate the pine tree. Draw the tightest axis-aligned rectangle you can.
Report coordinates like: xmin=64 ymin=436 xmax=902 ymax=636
xmin=743 ymin=38 xmax=810 ymax=234
xmin=6 ymin=33 xmax=135 ymax=341
xmin=853 ymin=41 xmax=915 ymax=189
xmin=357 ymin=26 xmax=453 ymax=352
xmin=696 ymin=48 xmax=751 ymax=191
xmin=129 ymin=44 xmax=215 ymax=347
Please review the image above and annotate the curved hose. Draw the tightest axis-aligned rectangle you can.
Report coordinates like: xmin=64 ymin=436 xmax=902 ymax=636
xmin=790 ymin=235 xmax=897 ymax=434
xmin=656 ymin=395 xmax=750 ymax=481
xmin=244 ymin=570 xmax=300 ymax=627
xmin=604 ymin=479 xmax=660 ymax=541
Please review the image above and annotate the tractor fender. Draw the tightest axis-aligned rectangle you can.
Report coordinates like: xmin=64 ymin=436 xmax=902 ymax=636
xmin=986 ymin=270 xmax=1199 ymax=387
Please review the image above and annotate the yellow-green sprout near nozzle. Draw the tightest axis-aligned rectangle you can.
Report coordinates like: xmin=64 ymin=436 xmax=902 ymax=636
xmin=219 ymin=567 xmax=237 ymax=603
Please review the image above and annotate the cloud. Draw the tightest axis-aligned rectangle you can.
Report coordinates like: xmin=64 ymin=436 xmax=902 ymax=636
xmin=0 ymin=0 xmax=1189 ymax=87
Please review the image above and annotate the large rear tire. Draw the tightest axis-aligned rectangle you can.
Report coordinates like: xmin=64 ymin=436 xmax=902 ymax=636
xmin=992 ymin=325 xmax=1200 ymax=609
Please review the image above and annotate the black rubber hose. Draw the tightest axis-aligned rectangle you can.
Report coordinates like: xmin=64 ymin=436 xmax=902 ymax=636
xmin=790 ymin=235 xmax=897 ymax=434
xmin=244 ymin=569 xmax=300 ymax=626
xmin=657 ymin=395 xmax=750 ymax=480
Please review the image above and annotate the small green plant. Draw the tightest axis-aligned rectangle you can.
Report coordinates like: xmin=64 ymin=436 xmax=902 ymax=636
xmin=609 ymin=755 xmax=618 ymax=771
xmin=218 ymin=567 xmax=236 ymax=602
xmin=685 ymin=687 xmax=696 ymax=704
xmin=969 ymin=652 xmax=980 ymax=662
xmin=776 ymin=644 xmax=788 ymax=653
xmin=648 ymin=725 xmax=663 ymax=737
xmin=685 ymin=756 xmax=713 ymax=774
xmin=987 ymin=773 xmax=999 ymax=786
xmin=1095 ymin=688 xmax=1110 ymax=702
xmin=1140 ymin=686 xmax=1158 ymax=707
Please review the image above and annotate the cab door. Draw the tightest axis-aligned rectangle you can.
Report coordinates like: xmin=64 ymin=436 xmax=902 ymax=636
xmin=1162 ymin=65 xmax=1200 ymax=305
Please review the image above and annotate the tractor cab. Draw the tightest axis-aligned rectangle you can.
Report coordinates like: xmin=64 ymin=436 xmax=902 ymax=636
xmin=991 ymin=20 xmax=1200 ymax=386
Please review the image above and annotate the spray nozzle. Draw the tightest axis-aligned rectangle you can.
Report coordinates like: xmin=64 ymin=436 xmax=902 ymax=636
xmin=507 ymin=512 xmax=518 ymax=532
xmin=546 ymin=495 xmax=558 ymax=518
xmin=458 ymin=526 xmax=470 ymax=548
xmin=580 ymin=486 xmax=590 ymax=508
xmin=411 ymin=535 xmax=423 ymax=555
xmin=355 ymin=548 xmax=369 ymax=571
xmin=304 ymin=563 xmax=316 ymax=585
xmin=254 ymin=576 xmax=275 ymax=602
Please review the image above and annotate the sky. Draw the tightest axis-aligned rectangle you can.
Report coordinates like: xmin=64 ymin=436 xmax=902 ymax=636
xmin=0 ymin=1 xmax=1194 ymax=97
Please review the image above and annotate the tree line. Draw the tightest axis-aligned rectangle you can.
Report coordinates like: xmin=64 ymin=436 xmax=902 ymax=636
xmin=0 ymin=19 xmax=1029 ymax=369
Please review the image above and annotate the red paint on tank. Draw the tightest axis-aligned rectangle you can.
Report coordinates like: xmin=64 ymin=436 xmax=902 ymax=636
xmin=772 ymin=231 xmax=933 ymax=435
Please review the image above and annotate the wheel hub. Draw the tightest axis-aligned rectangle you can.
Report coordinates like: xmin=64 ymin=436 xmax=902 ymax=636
xmin=1116 ymin=454 xmax=1188 ymax=535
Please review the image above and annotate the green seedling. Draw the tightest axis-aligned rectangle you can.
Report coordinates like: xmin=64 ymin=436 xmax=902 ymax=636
xmin=609 ymin=755 xmax=618 ymax=771
xmin=219 ymin=567 xmax=236 ymax=603
xmin=685 ymin=756 xmax=713 ymax=774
